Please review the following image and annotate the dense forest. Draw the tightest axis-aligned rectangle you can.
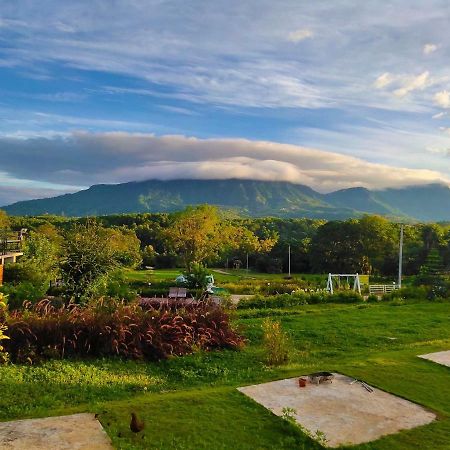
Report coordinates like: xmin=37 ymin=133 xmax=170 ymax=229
xmin=4 ymin=179 xmax=450 ymax=222
xmin=4 ymin=209 xmax=450 ymax=278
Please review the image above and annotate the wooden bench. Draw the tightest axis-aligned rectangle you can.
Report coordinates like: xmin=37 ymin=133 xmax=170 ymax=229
xmin=168 ymin=287 xmax=188 ymax=299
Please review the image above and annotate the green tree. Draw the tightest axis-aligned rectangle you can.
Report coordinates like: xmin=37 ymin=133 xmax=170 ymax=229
xmin=358 ymin=215 xmax=398 ymax=274
xmin=2 ymin=230 xmax=62 ymax=303
xmin=164 ymin=205 xmax=235 ymax=270
xmin=23 ymin=230 xmax=61 ymax=277
xmin=421 ymin=224 xmax=443 ymax=253
xmin=309 ymin=220 xmax=369 ymax=273
xmin=164 ymin=205 xmax=276 ymax=270
xmin=142 ymin=244 xmax=157 ymax=267
xmin=60 ymin=221 xmax=117 ymax=302
xmin=35 ymin=223 xmax=63 ymax=246
xmin=106 ymin=228 xmax=142 ymax=268
xmin=0 ymin=210 xmax=9 ymax=230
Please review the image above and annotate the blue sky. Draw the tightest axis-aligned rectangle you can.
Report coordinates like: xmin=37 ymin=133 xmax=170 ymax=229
xmin=1 ymin=0 xmax=450 ymax=205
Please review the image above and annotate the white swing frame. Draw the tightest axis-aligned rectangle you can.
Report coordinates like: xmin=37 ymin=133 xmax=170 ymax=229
xmin=326 ymin=273 xmax=361 ymax=295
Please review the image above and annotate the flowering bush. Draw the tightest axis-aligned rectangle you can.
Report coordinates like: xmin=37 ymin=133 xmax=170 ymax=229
xmin=4 ymin=299 xmax=243 ymax=363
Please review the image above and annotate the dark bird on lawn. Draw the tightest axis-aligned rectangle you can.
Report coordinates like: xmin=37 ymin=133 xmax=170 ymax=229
xmin=130 ymin=412 xmax=145 ymax=433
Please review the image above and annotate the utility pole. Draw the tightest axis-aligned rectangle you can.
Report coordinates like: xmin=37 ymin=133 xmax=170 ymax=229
xmin=398 ymin=225 xmax=404 ymax=288
xmin=288 ymin=244 xmax=291 ymax=276
xmin=246 ymin=252 xmax=249 ymax=271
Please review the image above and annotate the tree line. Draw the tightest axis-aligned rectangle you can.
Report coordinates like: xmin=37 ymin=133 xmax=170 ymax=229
xmin=3 ymin=207 xmax=450 ymax=278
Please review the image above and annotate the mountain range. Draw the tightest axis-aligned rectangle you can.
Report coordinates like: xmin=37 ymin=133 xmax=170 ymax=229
xmin=2 ymin=179 xmax=450 ymax=221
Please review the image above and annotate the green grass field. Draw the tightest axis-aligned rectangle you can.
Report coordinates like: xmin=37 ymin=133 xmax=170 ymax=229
xmin=1 ymin=300 xmax=449 ymax=449
xmin=124 ymin=268 xmax=335 ymax=296
xmin=123 ymin=268 xmax=328 ymax=283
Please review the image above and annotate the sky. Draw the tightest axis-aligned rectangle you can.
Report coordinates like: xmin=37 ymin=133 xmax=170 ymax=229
xmin=1 ymin=0 xmax=450 ymax=206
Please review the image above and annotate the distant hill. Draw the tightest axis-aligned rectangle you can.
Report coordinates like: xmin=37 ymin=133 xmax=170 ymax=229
xmin=2 ymin=179 xmax=450 ymax=221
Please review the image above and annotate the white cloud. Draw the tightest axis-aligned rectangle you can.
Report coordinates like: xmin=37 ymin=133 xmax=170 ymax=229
xmin=0 ymin=132 xmax=448 ymax=200
xmin=426 ymin=145 xmax=450 ymax=156
xmin=393 ymin=71 xmax=430 ymax=97
xmin=287 ymin=28 xmax=313 ymax=43
xmin=2 ymin=1 xmax=450 ymax=114
xmin=374 ymin=73 xmax=394 ymax=89
xmin=434 ymin=90 xmax=450 ymax=108
xmin=423 ymin=43 xmax=438 ymax=54
xmin=293 ymin=119 xmax=450 ymax=174
xmin=432 ymin=112 xmax=446 ymax=119
xmin=0 ymin=185 xmax=76 ymax=206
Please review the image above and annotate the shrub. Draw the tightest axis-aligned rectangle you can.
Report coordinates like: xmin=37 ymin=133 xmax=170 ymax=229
xmin=0 ymin=293 xmax=9 ymax=363
xmin=238 ymin=290 xmax=363 ymax=309
xmin=1 ymin=281 xmax=48 ymax=310
xmin=88 ymin=270 xmax=138 ymax=302
xmin=221 ymin=279 xmax=323 ymax=295
xmin=366 ymin=294 xmax=379 ymax=303
xmin=255 ymin=256 xmax=283 ymax=274
xmin=382 ymin=286 xmax=428 ymax=302
xmin=105 ymin=279 xmax=137 ymax=302
xmin=3 ymin=261 xmax=50 ymax=286
xmin=154 ymin=254 xmax=177 ymax=269
xmin=261 ymin=318 xmax=290 ymax=366
xmin=239 ymin=293 xmax=308 ymax=309
xmin=183 ymin=263 xmax=210 ymax=289
xmin=5 ymin=300 xmax=243 ymax=363
xmin=0 ymin=323 xmax=9 ymax=364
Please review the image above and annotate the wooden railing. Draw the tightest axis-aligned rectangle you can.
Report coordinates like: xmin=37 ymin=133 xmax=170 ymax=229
xmin=0 ymin=231 xmax=24 ymax=255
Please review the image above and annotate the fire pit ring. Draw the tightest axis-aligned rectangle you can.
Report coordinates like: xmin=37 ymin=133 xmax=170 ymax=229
xmin=308 ymin=371 xmax=334 ymax=385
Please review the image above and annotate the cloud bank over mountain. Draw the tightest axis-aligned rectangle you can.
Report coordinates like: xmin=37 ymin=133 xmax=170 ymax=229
xmin=0 ymin=132 xmax=448 ymax=205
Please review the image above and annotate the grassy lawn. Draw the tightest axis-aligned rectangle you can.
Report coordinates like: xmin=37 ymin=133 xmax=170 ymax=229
xmin=123 ymin=268 xmax=328 ymax=284
xmin=1 ymin=301 xmax=449 ymax=449
xmin=123 ymin=268 xmax=331 ymax=296
xmin=124 ymin=268 xmax=417 ymax=286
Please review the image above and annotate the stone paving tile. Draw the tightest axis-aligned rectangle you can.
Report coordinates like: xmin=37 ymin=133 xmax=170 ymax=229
xmin=0 ymin=413 xmax=113 ymax=450
xmin=238 ymin=373 xmax=435 ymax=447
xmin=418 ymin=350 xmax=450 ymax=368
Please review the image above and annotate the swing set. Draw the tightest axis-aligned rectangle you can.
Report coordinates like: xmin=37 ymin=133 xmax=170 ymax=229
xmin=326 ymin=273 xmax=361 ymax=295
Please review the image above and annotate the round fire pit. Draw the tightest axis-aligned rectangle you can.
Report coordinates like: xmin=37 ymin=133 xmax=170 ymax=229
xmin=308 ymin=371 xmax=334 ymax=385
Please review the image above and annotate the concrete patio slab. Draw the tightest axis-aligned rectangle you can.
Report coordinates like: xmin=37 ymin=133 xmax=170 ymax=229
xmin=238 ymin=373 xmax=435 ymax=447
xmin=418 ymin=350 xmax=450 ymax=368
xmin=0 ymin=413 xmax=113 ymax=450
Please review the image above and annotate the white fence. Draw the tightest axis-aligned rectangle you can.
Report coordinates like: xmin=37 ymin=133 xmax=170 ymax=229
xmin=369 ymin=284 xmax=400 ymax=295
